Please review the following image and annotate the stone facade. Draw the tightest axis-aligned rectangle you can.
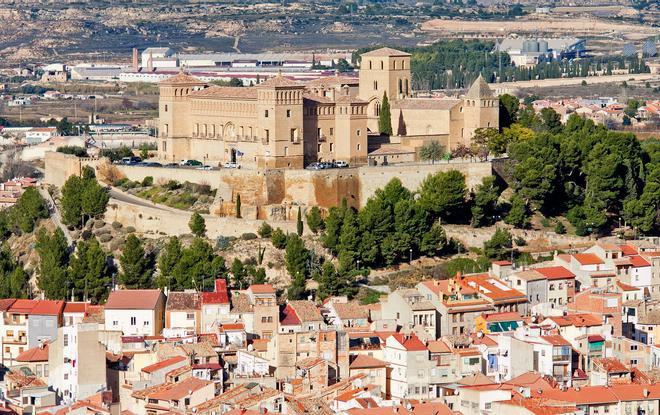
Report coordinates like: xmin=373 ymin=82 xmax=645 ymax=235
xmin=157 ymin=47 xmax=498 ymax=168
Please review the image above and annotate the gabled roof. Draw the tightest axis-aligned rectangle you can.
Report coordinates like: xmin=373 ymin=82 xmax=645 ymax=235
xmin=9 ymin=299 xmax=39 ymax=314
xmin=280 ymin=304 xmax=301 ymax=326
xmin=166 ymin=292 xmax=201 ymax=311
xmin=481 ymin=311 xmax=523 ymax=322
xmin=0 ymin=298 xmax=16 ymax=311
xmin=540 ymin=335 xmax=571 ymax=346
xmin=573 ymin=253 xmax=604 ymax=265
xmin=332 ymin=301 xmax=369 ymax=320
xmin=547 ymin=313 xmax=602 ymax=327
xmin=629 ymin=255 xmax=651 ymax=268
xmin=288 ymin=300 xmax=323 ymax=322
xmin=349 ymin=355 xmax=388 ymax=369
xmin=30 ymin=300 xmax=65 ymax=316
xmin=593 ymin=357 xmax=630 ymax=374
xmin=141 ymin=356 xmax=187 ymax=374
xmin=16 ymin=344 xmax=49 ymax=362
xmin=534 ymin=266 xmax=576 ymax=280
xmin=64 ymin=302 xmax=91 ymax=314
xmin=147 ymin=377 xmax=212 ymax=401
xmin=105 ymin=290 xmax=162 ymax=310
xmin=249 ymin=284 xmax=276 ymax=295
xmin=389 ymin=333 xmax=427 ymax=352
xmin=361 ymin=47 xmax=411 ymax=58
xmin=457 ymin=372 xmax=496 ymax=386
xmin=465 ymin=74 xmax=493 ymax=99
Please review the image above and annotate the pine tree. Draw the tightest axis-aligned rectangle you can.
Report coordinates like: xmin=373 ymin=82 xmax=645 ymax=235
xmin=157 ymin=237 xmax=182 ymax=289
xmin=378 ymin=92 xmax=392 ymax=135
xmin=119 ymin=234 xmax=153 ymax=289
xmin=296 ymin=207 xmax=303 ymax=236
xmin=189 ymin=212 xmax=206 ymax=237
xmin=231 ymin=258 xmax=247 ymax=289
xmin=35 ymin=228 xmax=69 ymax=299
xmin=68 ymin=237 xmax=111 ymax=304
xmin=306 ymin=206 xmax=324 ymax=234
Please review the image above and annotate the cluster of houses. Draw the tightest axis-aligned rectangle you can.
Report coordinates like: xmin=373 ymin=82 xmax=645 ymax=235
xmin=0 ymin=177 xmax=38 ymax=208
xmin=0 ymin=239 xmax=660 ymax=415
xmin=530 ymin=98 xmax=660 ymax=128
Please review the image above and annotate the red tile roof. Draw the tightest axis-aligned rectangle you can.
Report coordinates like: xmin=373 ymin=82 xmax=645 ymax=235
xmin=593 ymin=357 xmax=630 ymax=374
xmin=249 ymin=284 xmax=276 ymax=294
xmin=573 ymin=253 xmax=604 ymax=265
xmin=0 ymin=299 xmax=16 ymax=311
xmin=617 ymin=281 xmax=639 ymax=291
xmin=349 ymin=355 xmax=388 ymax=369
xmin=629 ymin=255 xmax=651 ymax=268
xmin=141 ymin=356 xmax=187 ymax=374
xmin=535 ymin=266 xmax=576 ymax=280
xmin=540 ymin=335 xmax=571 ymax=346
xmin=620 ymin=245 xmax=639 ymax=256
xmin=63 ymin=302 xmax=91 ymax=314
xmin=492 ymin=260 xmax=512 ymax=266
xmin=532 ymin=384 xmax=660 ymax=404
xmin=201 ymin=279 xmax=230 ymax=305
xmin=547 ymin=313 xmax=602 ymax=327
xmin=280 ymin=304 xmax=301 ymax=326
xmin=16 ymin=344 xmax=49 ymax=362
xmin=105 ymin=290 xmax=162 ymax=310
xmin=30 ymin=300 xmax=65 ymax=315
xmin=481 ymin=311 xmax=523 ymax=322
xmin=9 ymin=299 xmax=39 ymax=313
xmin=390 ymin=333 xmax=427 ymax=351
xmin=148 ymin=377 xmax=212 ymax=401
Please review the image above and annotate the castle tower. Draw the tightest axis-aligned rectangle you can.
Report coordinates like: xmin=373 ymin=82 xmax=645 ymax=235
xmin=461 ymin=74 xmax=499 ymax=147
xmin=358 ymin=47 xmax=412 ymax=133
xmin=157 ymin=72 xmax=207 ymax=161
xmin=255 ymin=74 xmax=306 ymax=169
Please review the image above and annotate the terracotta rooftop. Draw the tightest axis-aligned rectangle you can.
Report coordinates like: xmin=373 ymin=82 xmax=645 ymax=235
xmin=191 ymin=86 xmax=258 ymax=100
xmin=148 ymin=377 xmax=212 ymax=401
xmin=288 ymin=300 xmax=323 ymax=322
xmin=426 ymin=340 xmax=452 ymax=354
xmin=8 ymin=299 xmax=39 ymax=314
xmin=280 ymin=304 xmax=301 ymax=326
xmin=532 ymin=384 xmax=660 ymax=404
xmin=547 ymin=313 xmax=602 ymax=327
xmin=389 ymin=333 xmax=427 ymax=352
xmin=63 ymin=302 xmax=91 ymax=314
xmin=349 ymin=355 xmax=388 ymax=369
xmin=534 ymin=266 xmax=576 ymax=280
xmin=16 ymin=344 xmax=49 ymax=362
xmin=462 ymin=274 xmax=527 ymax=303
xmin=305 ymin=75 xmax=359 ymax=88
xmin=457 ymin=372 xmax=496 ymax=386
xmin=105 ymin=290 xmax=162 ymax=310
xmin=166 ymin=291 xmax=201 ymax=311
xmin=620 ymin=245 xmax=639 ymax=256
xmin=141 ymin=356 xmax=187 ymax=374
xmin=593 ymin=357 xmax=630 ymax=374
xmin=540 ymin=335 xmax=571 ymax=346
xmin=0 ymin=299 xmax=16 ymax=311
xmin=361 ymin=47 xmax=411 ymax=57
xmin=573 ymin=253 xmax=604 ymax=265
xmin=257 ymin=74 xmax=303 ymax=88
xmin=160 ymin=72 xmax=205 ymax=86
xmin=481 ymin=311 xmax=523 ymax=322
xmin=391 ymin=98 xmax=460 ymax=111
xmin=248 ymin=284 xmax=276 ymax=295
xmin=629 ymin=255 xmax=651 ymax=268
xmin=332 ymin=301 xmax=369 ymax=320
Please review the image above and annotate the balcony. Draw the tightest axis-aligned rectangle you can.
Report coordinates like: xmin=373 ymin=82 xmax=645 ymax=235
xmin=552 ymin=354 xmax=570 ymax=362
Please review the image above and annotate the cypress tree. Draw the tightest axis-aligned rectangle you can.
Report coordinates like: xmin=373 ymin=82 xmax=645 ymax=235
xmin=379 ymin=92 xmax=392 ymax=135
xmin=296 ymin=207 xmax=303 ymax=236
xmin=236 ymin=194 xmax=242 ymax=218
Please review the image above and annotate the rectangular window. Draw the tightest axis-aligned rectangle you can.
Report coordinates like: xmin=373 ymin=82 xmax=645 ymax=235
xmin=130 ymin=317 xmax=137 ymax=325
xmin=63 ymin=334 xmax=68 ymax=347
xmin=186 ymin=313 xmax=194 ymax=320
xmin=286 ymin=109 xmax=291 ymax=118
xmin=329 ymin=128 xmax=334 ymax=136
xmin=264 ymin=110 xmax=269 ymax=118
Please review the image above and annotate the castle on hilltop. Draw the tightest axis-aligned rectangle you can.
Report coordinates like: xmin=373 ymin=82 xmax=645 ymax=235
xmin=157 ymin=47 xmax=499 ymax=169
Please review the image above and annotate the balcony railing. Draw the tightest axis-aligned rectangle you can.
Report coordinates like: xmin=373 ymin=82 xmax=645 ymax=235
xmin=552 ymin=355 xmax=570 ymax=361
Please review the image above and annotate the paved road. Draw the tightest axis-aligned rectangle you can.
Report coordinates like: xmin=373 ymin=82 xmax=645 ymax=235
xmin=38 ymin=187 xmax=74 ymax=246
xmin=108 ymin=187 xmax=171 ymax=211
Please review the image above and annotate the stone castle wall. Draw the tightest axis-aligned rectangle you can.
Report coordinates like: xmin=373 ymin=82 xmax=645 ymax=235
xmin=46 ymin=153 xmax=493 ymax=214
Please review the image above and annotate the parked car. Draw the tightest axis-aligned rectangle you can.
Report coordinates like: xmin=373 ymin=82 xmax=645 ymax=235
xmin=223 ymin=162 xmax=241 ymax=169
xmin=164 ymin=163 xmax=179 ymax=168
xmin=335 ymin=160 xmax=349 ymax=168
xmin=141 ymin=161 xmax=162 ymax=168
xmin=306 ymin=162 xmax=322 ymax=170
xmin=196 ymin=165 xmax=213 ymax=170
xmin=119 ymin=156 xmax=142 ymax=165
xmin=179 ymin=159 xmax=203 ymax=167
xmin=319 ymin=162 xmax=334 ymax=169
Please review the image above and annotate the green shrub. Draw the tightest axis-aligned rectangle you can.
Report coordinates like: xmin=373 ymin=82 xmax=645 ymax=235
xmin=555 ymin=221 xmax=566 ymax=234
xmin=241 ymin=232 xmax=258 ymax=240
xmin=258 ymin=222 xmax=273 ymax=238
xmin=111 ymin=221 xmax=122 ymax=229
xmin=94 ymin=219 xmax=105 ymax=229
xmin=164 ymin=180 xmax=180 ymax=191
xmin=125 ymin=226 xmax=136 ymax=233
xmin=271 ymin=228 xmax=287 ymax=249
xmin=142 ymin=176 xmax=154 ymax=187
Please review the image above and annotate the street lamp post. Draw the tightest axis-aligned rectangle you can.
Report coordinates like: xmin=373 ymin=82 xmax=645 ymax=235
xmin=409 ymin=248 xmax=413 ymax=264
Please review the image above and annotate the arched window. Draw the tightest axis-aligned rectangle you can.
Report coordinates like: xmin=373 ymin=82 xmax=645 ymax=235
xmin=380 ymin=61 xmax=384 ymax=70
xmin=369 ymin=60 xmax=372 ymax=70
xmin=398 ymin=79 xmax=403 ymax=95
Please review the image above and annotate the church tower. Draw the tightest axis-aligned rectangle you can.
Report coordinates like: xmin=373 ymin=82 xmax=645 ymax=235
xmin=358 ymin=47 xmax=412 ymax=133
xmin=461 ymin=75 xmax=499 ymax=146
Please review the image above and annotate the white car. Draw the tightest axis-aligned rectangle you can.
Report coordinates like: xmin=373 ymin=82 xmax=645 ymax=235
xmin=224 ymin=162 xmax=241 ymax=169
xmin=335 ymin=160 xmax=349 ymax=168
